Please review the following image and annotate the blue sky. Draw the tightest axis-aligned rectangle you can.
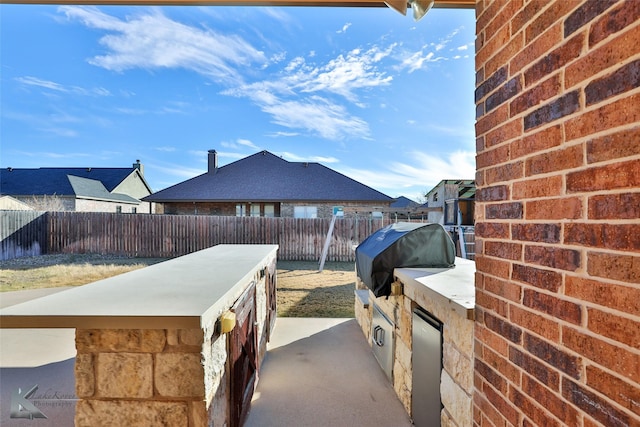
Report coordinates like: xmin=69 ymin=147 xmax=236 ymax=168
xmin=1 ymin=5 xmax=475 ymax=201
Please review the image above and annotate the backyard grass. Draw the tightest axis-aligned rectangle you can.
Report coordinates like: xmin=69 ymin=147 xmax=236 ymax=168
xmin=0 ymin=255 xmax=356 ymax=317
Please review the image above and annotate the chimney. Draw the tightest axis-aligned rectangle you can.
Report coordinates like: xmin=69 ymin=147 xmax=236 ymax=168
xmin=133 ymin=159 xmax=144 ymax=175
xmin=208 ymin=150 xmax=218 ymax=174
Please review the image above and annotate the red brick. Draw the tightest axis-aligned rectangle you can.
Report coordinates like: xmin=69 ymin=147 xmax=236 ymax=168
xmin=486 ymin=31 xmax=525 ymax=77
xmin=512 ymin=124 xmax=562 ymax=159
xmin=512 ymin=175 xmax=563 ymax=199
xmin=477 ymin=185 xmax=509 ymax=202
xmin=512 ymin=223 xmax=561 ymax=244
xmin=588 ymin=251 xmax=640 ymax=284
xmin=486 ymin=202 xmax=523 ymax=220
xmin=476 ymin=322 xmax=509 ymax=357
xmin=566 ymin=24 xmax=640 ymax=88
xmin=476 ymin=222 xmax=509 ymax=239
xmin=486 ymin=77 xmax=522 ymax=113
xmin=524 ymin=332 xmax=582 ymax=379
xmin=486 ymin=119 xmax=522 ymax=148
xmin=512 ymin=263 xmax=562 ymax=292
xmin=474 ymin=390 xmax=507 ymax=427
xmin=512 ymin=0 xmax=548 ymax=35
xmin=484 ymin=381 xmax=521 ymax=426
xmin=526 ymin=197 xmax=583 ymax=220
xmin=476 ymin=104 xmax=510 ymax=137
xmin=528 ymin=0 xmax=579 ymax=42
xmin=523 ymin=90 xmax=580 ymax=131
xmin=523 ymin=288 xmax=582 ymax=325
xmin=565 ymin=275 xmax=640 ymax=317
xmin=476 ymin=66 xmax=508 ymax=103
xmin=568 ymin=159 xmax=640 ymax=193
xmin=485 ymin=0 xmax=523 ymax=42
xmin=477 ymin=24 xmax=513 ymax=73
xmin=565 ymin=223 xmax=640 ymax=252
xmin=485 ymin=311 xmax=523 ymax=344
xmin=588 ymin=192 xmax=640 ymax=220
xmin=565 ymin=93 xmax=640 ymax=141
xmin=521 ymin=374 xmax=580 ymax=425
xmin=524 ymin=245 xmax=581 ymax=272
xmin=524 ymin=35 xmax=584 ymax=87
xmin=485 ymin=241 xmax=522 ymax=261
xmin=511 ymin=22 xmax=563 ymax=78
xmin=484 ymin=276 xmax=522 ymax=303
xmin=585 ymin=59 xmax=640 ymax=106
xmin=586 ymin=365 xmax=640 ymax=417
xmin=476 ymin=143 xmax=511 ymax=169
xmin=562 ymin=377 xmax=634 ymax=427
xmin=526 ymin=144 xmax=583 ymax=176
xmin=589 ymin=0 xmax=640 ymax=46
xmin=564 ymin=0 xmax=620 ymax=37
xmin=486 ymin=161 xmax=524 ymax=185
xmin=587 ymin=126 xmax=640 ymax=163
xmin=477 ymin=288 xmax=509 ymax=318
xmin=509 ymin=346 xmax=560 ymax=391
xmin=563 ymin=326 xmax=640 ymax=383
xmin=510 ymin=386 xmax=563 ymax=427
xmin=477 ymin=255 xmax=512 ymax=279
xmin=587 ymin=307 xmax=640 ymax=349
xmin=485 ymin=345 xmax=522 ymax=386
xmin=510 ymin=74 xmax=562 ymax=116
xmin=510 ymin=305 xmax=560 ymax=342
xmin=476 ymin=357 xmax=509 ymax=394
xmin=477 ymin=0 xmax=508 ymax=40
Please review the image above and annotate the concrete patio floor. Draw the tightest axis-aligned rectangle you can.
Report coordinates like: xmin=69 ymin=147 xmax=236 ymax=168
xmin=246 ymin=318 xmax=413 ymax=427
xmin=1 ymin=288 xmax=412 ymax=426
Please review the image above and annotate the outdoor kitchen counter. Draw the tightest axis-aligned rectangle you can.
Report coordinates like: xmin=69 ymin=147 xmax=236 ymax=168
xmin=0 ymin=244 xmax=279 ymax=330
xmin=393 ymin=257 xmax=475 ymax=320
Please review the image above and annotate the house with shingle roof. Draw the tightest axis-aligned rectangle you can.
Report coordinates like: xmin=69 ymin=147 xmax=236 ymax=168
xmin=144 ymin=150 xmax=393 ymax=218
xmin=0 ymin=161 xmax=153 ymax=213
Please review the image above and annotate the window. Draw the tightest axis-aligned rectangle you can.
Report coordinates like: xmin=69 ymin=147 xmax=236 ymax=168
xmin=432 ymin=192 xmax=439 ymax=202
xmin=371 ymin=211 xmax=383 ymax=219
xmin=250 ymin=204 xmax=261 ymax=217
xmin=132 ymin=207 xmax=137 ymax=214
xmin=264 ymin=204 xmax=275 ymax=218
xmin=294 ymin=206 xmax=317 ymax=218
xmin=236 ymin=204 xmax=246 ymax=216
xmin=116 ymin=206 xmax=122 ymax=213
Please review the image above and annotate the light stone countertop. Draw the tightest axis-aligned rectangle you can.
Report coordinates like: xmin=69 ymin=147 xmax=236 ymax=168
xmin=394 ymin=257 xmax=476 ymax=320
xmin=0 ymin=244 xmax=278 ymax=330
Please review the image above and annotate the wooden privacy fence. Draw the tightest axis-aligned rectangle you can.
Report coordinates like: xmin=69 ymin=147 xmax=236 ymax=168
xmin=0 ymin=211 xmax=387 ymax=262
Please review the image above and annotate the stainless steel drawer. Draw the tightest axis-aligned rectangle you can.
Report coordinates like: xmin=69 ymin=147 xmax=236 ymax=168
xmin=371 ymin=304 xmax=394 ymax=381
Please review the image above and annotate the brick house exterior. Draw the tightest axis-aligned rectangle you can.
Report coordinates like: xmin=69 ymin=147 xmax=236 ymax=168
xmin=474 ymin=1 xmax=639 ymax=426
xmin=145 ymin=150 xmax=394 ymax=219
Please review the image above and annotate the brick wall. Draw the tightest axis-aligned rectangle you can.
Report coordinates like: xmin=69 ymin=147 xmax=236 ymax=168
xmin=474 ymin=1 xmax=639 ymax=426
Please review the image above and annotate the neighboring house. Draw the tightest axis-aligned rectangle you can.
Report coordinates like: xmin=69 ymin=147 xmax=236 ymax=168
xmin=422 ymin=179 xmax=475 ymax=225
xmin=144 ymin=150 xmax=393 ymax=219
xmin=0 ymin=195 xmax=34 ymax=211
xmin=389 ymin=196 xmax=420 ymax=220
xmin=0 ymin=161 xmax=154 ymax=213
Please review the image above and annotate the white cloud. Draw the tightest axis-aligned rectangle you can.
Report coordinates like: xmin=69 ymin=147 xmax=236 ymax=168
xmin=16 ymin=76 xmax=111 ymax=96
xmin=59 ymin=6 xmax=267 ymax=83
xmin=267 ymin=131 xmax=299 ymax=138
xmin=336 ymin=22 xmax=352 ymax=34
xmin=221 ymin=139 xmax=261 ymax=150
xmin=154 ymin=146 xmax=176 ymax=152
xmin=339 ymin=150 xmax=476 ymax=197
xmin=279 ymin=151 xmax=339 ymax=163
xmin=396 ymin=27 xmax=472 ymax=73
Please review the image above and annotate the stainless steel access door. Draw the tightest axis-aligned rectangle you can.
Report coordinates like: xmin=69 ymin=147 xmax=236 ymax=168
xmin=412 ymin=308 xmax=443 ymax=427
xmin=371 ymin=304 xmax=394 ymax=381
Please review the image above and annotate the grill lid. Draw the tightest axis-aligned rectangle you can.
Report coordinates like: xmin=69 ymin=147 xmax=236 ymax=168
xmin=355 ymin=222 xmax=455 ymax=297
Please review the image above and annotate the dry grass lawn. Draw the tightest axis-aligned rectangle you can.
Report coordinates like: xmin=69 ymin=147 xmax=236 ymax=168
xmin=0 ymin=254 xmax=356 ymax=318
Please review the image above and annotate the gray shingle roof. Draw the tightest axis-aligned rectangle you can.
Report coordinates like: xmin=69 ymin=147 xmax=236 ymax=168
xmin=144 ymin=151 xmax=393 ymax=203
xmin=0 ymin=167 xmax=142 ymax=203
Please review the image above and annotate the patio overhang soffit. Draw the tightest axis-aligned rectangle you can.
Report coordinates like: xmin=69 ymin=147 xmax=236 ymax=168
xmin=1 ymin=0 xmax=474 ymax=8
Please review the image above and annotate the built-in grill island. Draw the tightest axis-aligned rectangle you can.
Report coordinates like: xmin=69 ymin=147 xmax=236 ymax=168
xmin=354 ymin=222 xmax=475 ymax=427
